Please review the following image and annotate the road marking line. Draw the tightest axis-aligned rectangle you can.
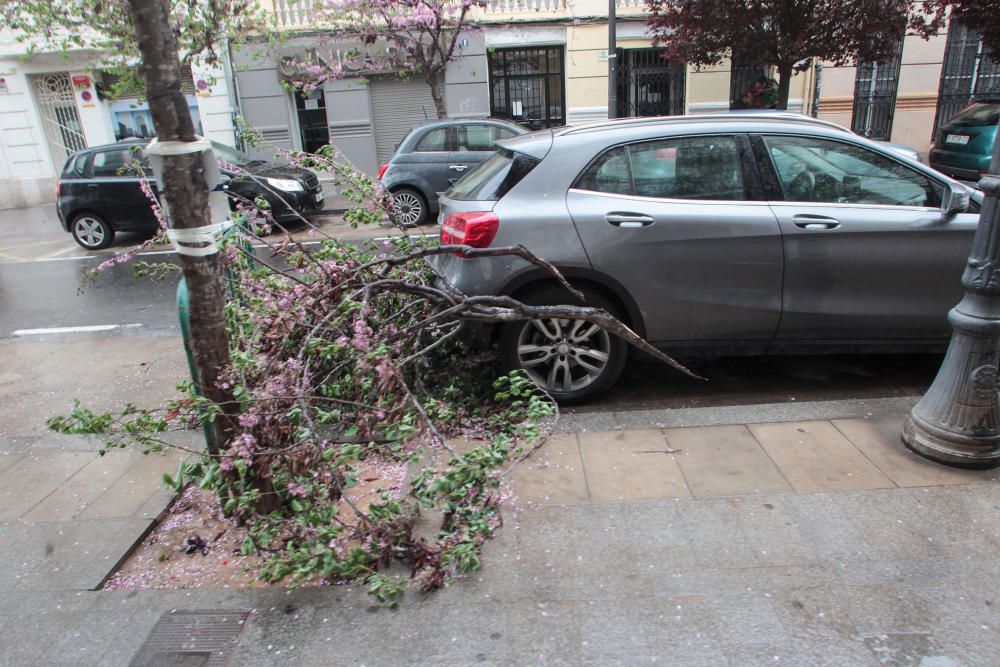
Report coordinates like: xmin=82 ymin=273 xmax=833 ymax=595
xmin=0 ymin=239 xmax=67 ymax=252
xmin=12 ymin=323 xmax=144 ymax=336
xmin=31 ymin=254 xmax=96 ymax=262
xmin=35 ymin=244 xmax=83 ymax=260
xmin=0 ymin=250 xmax=27 ymax=263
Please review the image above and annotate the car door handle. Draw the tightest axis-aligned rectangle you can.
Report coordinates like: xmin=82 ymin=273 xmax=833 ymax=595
xmin=88 ymin=183 xmax=99 ymax=189
xmin=606 ymin=213 xmax=654 ymax=228
xmin=449 ymin=164 xmax=468 ymax=171
xmin=793 ymin=215 xmax=840 ymax=230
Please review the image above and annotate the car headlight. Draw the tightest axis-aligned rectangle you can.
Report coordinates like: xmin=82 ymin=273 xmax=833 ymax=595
xmin=265 ymin=177 xmax=304 ymax=192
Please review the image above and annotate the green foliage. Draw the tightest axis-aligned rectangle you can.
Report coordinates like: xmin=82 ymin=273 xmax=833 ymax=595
xmin=2 ymin=0 xmax=273 ymax=99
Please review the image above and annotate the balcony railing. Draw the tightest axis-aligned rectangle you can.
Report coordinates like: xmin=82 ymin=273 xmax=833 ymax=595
xmin=272 ymin=0 xmax=644 ymax=30
xmin=273 ymin=0 xmax=317 ymax=27
xmin=483 ymin=0 xmax=566 ymax=11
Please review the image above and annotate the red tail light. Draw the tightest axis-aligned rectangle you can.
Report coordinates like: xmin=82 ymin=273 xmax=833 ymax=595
xmin=441 ymin=211 xmax=500 ymax=255
xmin=56 ymin=179 xmax=61 ymax=197
xmin=377 ymin=163 xmax=389 ymax=180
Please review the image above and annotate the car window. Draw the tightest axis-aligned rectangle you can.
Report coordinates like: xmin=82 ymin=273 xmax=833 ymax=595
xmin=447 ymin=148 xmax=540 ymax=201
xmin=576 ymin=135 xmax=746 ymax=200
xmin=415 ymin=128 xmax=449 ymax=152
xmin=456 ymin=124 xmax=500 ymax=151
xmin=496 ymin=127 xmax=518 ymax=140
xmin=576 ymin=146 xmax=631 ymax=195
xmin=763 ymin=135 xmax=942 ymax=207
xmin=91 ymin=148 xmax=146 ymax=178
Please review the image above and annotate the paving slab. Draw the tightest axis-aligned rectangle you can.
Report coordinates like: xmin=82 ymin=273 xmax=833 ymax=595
xmin=577 ymin=429 xmax=690 ymax=501
xmin=749 ymin=420 xmax=895 ymax=493
xmin=0 ymin=336 xmax=187 ymax=438
xmin=0 ymin=451 xmax=93 ymax=520
xmin=832 ymin=416 xmax=1000 ymax=487
xmin=76 ymin=450 xmax=184 ymax=520
xmin=3 ymin=517 xmax=153 ymax=591
xmin=0 ymin=453 xmax=21 ymax=473
xmin=507 ymin=433 xmax=589 ymax=505
xmin=665 ymin=424 xmax=794 ymax=497
xmin=22 ymin=450 xmax=141 ymax=522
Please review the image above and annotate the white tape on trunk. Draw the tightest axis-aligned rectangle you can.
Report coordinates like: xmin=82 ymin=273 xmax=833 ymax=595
xmin=144 ymin=136 xmax=234 ymax=257
xmin=166 ymin=220 xmax=234 ymax=257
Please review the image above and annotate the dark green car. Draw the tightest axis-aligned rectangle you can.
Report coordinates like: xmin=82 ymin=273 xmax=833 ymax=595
xmin=929 ymin=101 xmax=999 ymax=185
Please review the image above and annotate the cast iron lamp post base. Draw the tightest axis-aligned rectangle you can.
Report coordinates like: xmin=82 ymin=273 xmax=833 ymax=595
xmin=903 ymin=159 xmax=1000 ymax=469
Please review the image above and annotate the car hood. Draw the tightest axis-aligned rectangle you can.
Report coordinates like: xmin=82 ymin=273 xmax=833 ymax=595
xmin=223 ymin=161 xmax=314 ymax=181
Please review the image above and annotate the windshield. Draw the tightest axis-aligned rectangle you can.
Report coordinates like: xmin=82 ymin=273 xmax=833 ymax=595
xmin=447 ymin=149 xmax=540 ymax=201
xmin=949 ymin=102 xmax=1000 ymax=127
xmin=211 ymin=141 xmax=261 ymax=167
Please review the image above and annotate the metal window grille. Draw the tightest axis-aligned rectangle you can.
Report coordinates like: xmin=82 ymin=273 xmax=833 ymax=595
xmin=933 ymin=22 xmax=1000 ymax=137
xmin=30 ymin=72 xmax=87 ymax=170
xmin=616 ymin=48 xmax=686 ymax=117
xmin=852 ymin=39 xmax=904 ymax=141
xmin=488 ymin=46 xmax=565 ymax=129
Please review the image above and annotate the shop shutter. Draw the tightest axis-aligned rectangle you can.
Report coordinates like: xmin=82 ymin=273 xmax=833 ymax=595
xmin=370 ymin=76 xmax=439 ymax=164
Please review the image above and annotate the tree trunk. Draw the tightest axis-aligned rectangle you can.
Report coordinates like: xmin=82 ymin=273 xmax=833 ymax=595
xmin=427 ymin=71 xmax=447 ymax=119
xmin=776 ymin=62 xmax=793 ymax=111
xmin=126 ymin=0 xmax=235 ymax=455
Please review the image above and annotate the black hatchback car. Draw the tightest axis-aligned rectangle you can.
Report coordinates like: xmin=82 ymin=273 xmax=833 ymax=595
xmin=57 ymin=140 xmax=325 ymax=249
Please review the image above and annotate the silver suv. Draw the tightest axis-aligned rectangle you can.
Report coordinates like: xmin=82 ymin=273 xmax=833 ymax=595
xmin=433 ymin=112 xmax=983 ymax=403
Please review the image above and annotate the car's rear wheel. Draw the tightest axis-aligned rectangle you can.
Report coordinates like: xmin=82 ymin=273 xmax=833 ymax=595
xmin=498 ymin=287 xmax=628 ymax=403
xmin=71 ymin=213 xmax=114 ymax=250
xmin=390 ymin=188 xmax=427 ymax=227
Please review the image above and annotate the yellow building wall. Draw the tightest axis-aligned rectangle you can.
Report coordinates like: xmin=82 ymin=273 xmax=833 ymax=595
xmin=818 ymin=31 xmax=948 ymax=154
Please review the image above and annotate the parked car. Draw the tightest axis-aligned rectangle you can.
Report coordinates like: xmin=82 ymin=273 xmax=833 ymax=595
xmin=929 ymin=100 xmax=1000 ymax=185
xmin=57 ymin=140 xmax=325 ymax=249
xmin=377 ymin=118 xmax=526 ymax=226
xmin=434 ymin=112 xmax=983 ymax=402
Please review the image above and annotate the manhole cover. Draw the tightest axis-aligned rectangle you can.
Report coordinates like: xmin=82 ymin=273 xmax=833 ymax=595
xmin=130 ymin=610 xmax=251 ymax=667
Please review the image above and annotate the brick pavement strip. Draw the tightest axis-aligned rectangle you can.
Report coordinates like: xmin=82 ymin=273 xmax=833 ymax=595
xmin=664 ymin=424 xmax=794 ymax=498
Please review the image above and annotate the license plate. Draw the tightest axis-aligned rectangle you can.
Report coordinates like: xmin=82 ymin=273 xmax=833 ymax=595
xmin=946 ymin=134 xmax=970 ymax=145
xmin=314 ymin=192 xmax=325 ymax=204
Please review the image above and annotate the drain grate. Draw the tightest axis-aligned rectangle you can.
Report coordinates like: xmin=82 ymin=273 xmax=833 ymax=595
xmin=129 ymin=610 xmax=251 ymax=667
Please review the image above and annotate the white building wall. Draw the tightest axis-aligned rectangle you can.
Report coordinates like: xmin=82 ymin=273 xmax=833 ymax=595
xmin=191 ymin=59 xmax=237 ymax=147
xmin=0 ymin=68 xmax=56 ymax=208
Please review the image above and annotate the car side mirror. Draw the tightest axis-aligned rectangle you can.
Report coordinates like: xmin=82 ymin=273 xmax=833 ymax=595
xmin=942 ymin=182 xmax=970 ymax=215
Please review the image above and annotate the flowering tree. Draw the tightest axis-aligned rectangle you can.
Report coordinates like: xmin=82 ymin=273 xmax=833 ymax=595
xmin=286 ymin=0 xmax=484 ymax=118
xmin=1 ymin=0 xmax=270 ymax=96
xmin=645 ymin=0 xmax=943 ymax=110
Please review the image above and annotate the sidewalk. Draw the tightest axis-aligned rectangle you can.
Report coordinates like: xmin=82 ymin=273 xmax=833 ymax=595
xmin=2 ymin=365 xmax=999 ymax=665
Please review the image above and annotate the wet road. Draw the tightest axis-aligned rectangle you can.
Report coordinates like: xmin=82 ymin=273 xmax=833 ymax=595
xmin=1 ymin=205 xmax=942 ymax=412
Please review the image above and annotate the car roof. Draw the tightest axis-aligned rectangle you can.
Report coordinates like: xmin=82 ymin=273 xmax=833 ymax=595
xmin=495 ymin=112 xmax=857 ymax=160
xmin=409 ymin=117 xmax=525 ymax=131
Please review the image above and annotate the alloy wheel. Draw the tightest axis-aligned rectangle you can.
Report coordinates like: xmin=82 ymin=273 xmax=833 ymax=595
xmin=517 ymin=318 xmax=612 ymax=393
xmin=74 ymin=217 xmax=106 ymax=248
xmin=392 ymin=191 xmax=423 ymax=227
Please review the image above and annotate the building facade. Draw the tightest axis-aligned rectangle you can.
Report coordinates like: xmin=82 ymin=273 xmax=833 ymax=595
xmin=0 ymin=31 xmax=238 ymax=209
xmin=2 ymin=3 xmax=997 ymax=209
xmin=256 ymin=0 xmax=997 ymax=176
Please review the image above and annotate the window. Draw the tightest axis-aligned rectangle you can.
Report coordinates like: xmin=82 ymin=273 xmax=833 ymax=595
xmin=575 ymin=136 xmax=746 ymax=201
xmin=455 ymin=124 xmax=510 ymax=152
xmin=415 ymin=128 xmax=450 ymax=152
xmin=91 ymin=149 xmax=144 ymax=177
xmin=488 ymin=47 xmax=565 ymax=129
xmin=763 ymin=135 xmax=942 ymax=207
xmin=447 ymin=149 xmax=540 ymax=201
